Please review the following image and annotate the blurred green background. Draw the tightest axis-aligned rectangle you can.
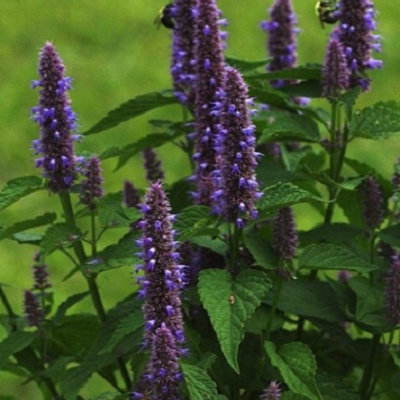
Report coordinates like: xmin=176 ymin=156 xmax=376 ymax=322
xmin=0 ymin=0 xmax=398 ymax=397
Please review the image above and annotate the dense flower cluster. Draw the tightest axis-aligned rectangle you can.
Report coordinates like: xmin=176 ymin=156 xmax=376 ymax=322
xmin=134 ymin=182 xmax=185 ymax=398
xmin=361 ymin=175 xmax=384 ymax=230
xmin=80 ymin=156 xmax=103 ymax=209
xmin=273 ymin=207 xmax=298 ymax=262
xmin=123 ymin=180 xmax=140 ymax=209
xmin=322 ymin=35 xmax=350 ymax=101
xmin=32 ymin=255 xmax=51 ymax=292
xmin=24 ymin=290 xmax=44 ymax=328
xmin=337 ymin=0 xmax=382 ymax=90
xmin=192 ymin=0 xmax=226 ymax=206
xmin=261 ymin=0 xmax=299 ymax=88
xmin=31 ymin=42 xmax=80 ymax=192
xmin=260 ymin=381 xmax=281 ymax=400
xmin=171 ymin=0 xmax=198 ymax=105
xmin=212 ymin=67 xmax=261 ymax=227
xmin=143 ymin=147 xmax=165 ymax=182
xmin=385 ymin=255 xmax=400 ymax=326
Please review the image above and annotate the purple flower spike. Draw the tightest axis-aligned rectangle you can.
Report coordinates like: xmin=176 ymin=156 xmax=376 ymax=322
xmin=24 ymin=290 xmax=44 ymax=328
xmin=260 ymin=381 xmax=281 ymax=400
xmin=273 ymin=207 xmax=298 ymax=262
xmin=143 ymin=147 xmax=165 ymax=182
xmin=123 ymin=180 xmax=140 ymax=209
xmin=80 ymin=156 xmax=103 ymax=209
xmin=31 ymin=42 xmax=78 ymax=192
xmin=337 ymin=0 xmax=382 ymax=90
xmin=213 ymin=67 xmax=260 ymax=227
xmin=361 ymin=175 xmax=384 ymax=231
xmin=32 ymin=256 xmax=51 ymax=292
xmin=192 ymin=0 xmax=226 ymax=206
xmin=322 ymin=35 xmax=350 ymax=101
xmin=171 ymin=0 xmax=197 ymax=105
xmin=385 ymin=255 xmax=400 ymax=326
xmin=150 ymin=323 xmax=182 ymax=400
xmin=263 ymin=0 xmax=298 ymax=87
xmin=136 ymin=182 xmax=184 ymax=346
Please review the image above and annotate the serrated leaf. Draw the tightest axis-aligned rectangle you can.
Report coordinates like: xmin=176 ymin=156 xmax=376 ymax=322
xmin=84 ymin=91 xmax=178 ymax=135
xmin=99 ymin=311 xmax=144 ymax=354
xmin=40 ymin=356 xmax=74 ymax=380
xmin=198 ymin=269 xmax=272 ymax=373
xmin=299 ymin=243 xmax=376 ymax=272
xmin=248 ymin=64 xmax=322 ymax=81
xmin=0 ymin=213 xmax=57 ymax=241
xmin=12 ymin=232 xmax=43 ymax=245
xmin=182 ymin=363 xmax=218 ymax=400
xmin=338 ymin=87 xmax=361 ymax=119
xmin=316 ymin=372 xmax=360 ymax=400
xmin=243 ymin=233 xmax=278 ymax=270
xmin=265 ymin=342 xmax=322 ymax=400
xmin=378 ymin=225 xmax=400 ymax=248
xmin=175 ymin=206 xmax=218 ymax=241
xmin=0 ymin=176 xmax=43 ymax=213
xmin=258 ymin=112 xmax=320 ymax=143
xmin=0 ymin=331 xmax=36 ymax=368
xmin=248 ymin=87 xmax=291 ymax=108
xmin=279 ymin=80 xmax=322 ymax=98
xmin=225 ymin=57 xmax=268 ymax=72
xmin=299 ymin=223 xmax=363 ymax=246
xmin=40 ymin=223 xmax=83 ymax=255
xmin=98 ymin=197 xmax=140 ymax=228
xmin=190 ymin=236 xmax=228 ymax=255
xmin=264 ymin=280 xmax=345 ymax=322
xmin=53 ymin=292 xmax=90 ymax=324
xmin=350 ymin=101 xmax=400 ymax=139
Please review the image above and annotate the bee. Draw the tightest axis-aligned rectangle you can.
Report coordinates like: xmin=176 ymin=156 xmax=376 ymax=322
xmin=154 ymin=3 xmax=175 ymax=30
xmin=316 ymin=1 xmax=339 ymax=29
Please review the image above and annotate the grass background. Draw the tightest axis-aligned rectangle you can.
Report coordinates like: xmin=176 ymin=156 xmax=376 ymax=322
xmin=0 ymin=0 xmax=399 ymax=397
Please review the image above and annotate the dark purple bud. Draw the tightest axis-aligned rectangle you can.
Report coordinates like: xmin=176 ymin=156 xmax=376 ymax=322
xmin=337 ymin=270 xmax=351 ymax=283
xmin=192 ymin=0 xmax=226 ymax=206
xmin=137 ymin=182 xmax=185 ymax=347
xmin=31 ymin=42 xmax=77 ymax=192
xmin=322 ymin=36 xmax=350 ymax=101
xmin=213 ymin=67 xmax=261 ymax=227
xmin=171 ymin=0 xmax=197 ymax=105
xmin=260 ymin=381 xmax=281 ymax=400
xmin=32 ymin=259 xmax=51 ymax=292
xmin=273 ymin=207 xmax=298 ymax=262
xmin=149 ymin=323 xmax=182 ymax=400
xmin=337 ymin=0 xmax=382 ymax=90
xmin=24 ymin=290 xmax=44 ymax=328
xmin=123 ymin=180 xmax=140 ymax=208
xmin=143 ymin=148 xmax=165 ymax=182
xmin=385 ymin=255 xmax=400 ymax=326
xmin=361 ymin=175 xmax=384 ymax=231
xmin=80 ymin=156 xmax=103 ymax=209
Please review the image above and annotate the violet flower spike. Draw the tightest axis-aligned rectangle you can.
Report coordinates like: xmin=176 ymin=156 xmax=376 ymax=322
xmin=385 ymin=255 xmax=400 ymax=326
xmin=24 ymin=290 xmax=44 ymax=328
xmin=123 ymin=180 xmax=140 ymax=209
xmin=322 ymin=35 xmax=350 ymax=101
xmin=143 ymin=147 xmax=165 ymax=182
xmin=260 ymin=381 xmax=281 ymax=400
xmin=361 ymin=175 xmax=384 ymax=231
xmin=171 ymin=0 xmax=197 ymax=105
xmin=337 ymin=0 xmax=382 ymax=90
xmin=273 ymin=206 xmax=298 ymax=262
xmin=192 ymin=0 xmax=226 ymax=206
xmin=31 ymin=42 xmax=78 ymax=193
xmin=212 ymin=67 xmax=261 ymax=227
xmin=80 ymin=156 xmax=103 ymax=209
xmin=32 ymin=259 xmax=51 ymax=292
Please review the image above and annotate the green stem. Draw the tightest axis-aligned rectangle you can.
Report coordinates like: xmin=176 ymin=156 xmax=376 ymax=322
xmin=229 ymin=224 xmax=240 ymax=273
xmin=359 ymin=334 xmax=381 ymax=400
xmin=265 ymin=279 xmax=283 ymax=342
xmin=0 ymin=285 xmax=16 ymax=324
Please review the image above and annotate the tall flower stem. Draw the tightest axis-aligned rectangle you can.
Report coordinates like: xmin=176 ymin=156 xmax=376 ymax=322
xmin=359 ymin=334 xmax=381 ymax=400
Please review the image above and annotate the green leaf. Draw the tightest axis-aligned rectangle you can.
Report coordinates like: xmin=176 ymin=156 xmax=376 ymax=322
xmin=40 ymin=223 xmax=83 ymax=255
xmin=98 ymin=197 xmax=140 ymax=228
xmin=0 ymin=213 xmax=57 ymax=241
xmin=99 ymin=311 xmax=144 ymax=354
xmin=279 ymin=80 xmax=322 ymax=98
xmin=299 ymin=223 xmax=363 ymax=246
xmin=175 ymin=206 xmax=218 ymax=242
xmin=190 ymin=236 xmax=228 ymax=256
xmin=257 ymin=183 xmax=325 ymax=213
xmin=89 ymin=392 xmax=127 ymax=400
xmin=225 ymin=57 xmax=268 ymax=72
xmin=0 ymin=176 xmax=43 ymax=213
xmin=198 ymin=269 xmax=272 ymax=373
xmin=259 ymin=112 xmax=321 ymax=143
xmin=264 ymin=280 xmax=346 ymax=322
xmin=0 ymin=331 xmax=36 ymax=368
xmin=249 ymin=64 xmax=322 ymax=81
xmin=338 ymin=87 xmax=361 ymax=120
xmin=316 ymin=372 xmax=360 ymax=400
xmin=40 ymin=356 xmax=74 ymax=380
xmin=378 ymin=225 xmax=400 ymax=248
xmin=84 ymin=91 xmax=178 ymax=135
xmin=243 ymin=232 xmax=278 ymax=270
xmin=350 ymin=101 xmax=400 ymax=139
xmin=248 ymin=87 xmax=291 ymax=109
xmin=53 ymin=292 xmax=90 ymax=324
xmin=299 ymin=243 xmax=376 ymax=272
xmin=11 ymin=232 xmax=43 ymax=245
xmin=182 ymin=363 xmax=218 ymax=400
xmin=265 ymin=342 xmax=322 ymax=400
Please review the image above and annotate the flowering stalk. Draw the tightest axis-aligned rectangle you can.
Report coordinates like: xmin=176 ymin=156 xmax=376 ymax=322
xmin=385 ymin=255 xmax=400 ymax=327
xmin=31 ymin=42 xmax=80 ymax=193
xmin=80 ymin=156 xmax=103 ymax=210
xmin=24 ymin=290 xmax=44 ymax=328
xmin=134 ymin=182 xmax=185 ymax=398
xmin=260 ymin=381 xmax=281 ymax=400
xmin=123 ymin=180 xmax=140 ymax=209
xmin=192 ymin=0 xmax=226 ymax=205
xmin=337 ymin=0 xmax=382 ymax=90
xmin=143 ymin=147 xmax=165 ymax=182
xmin=361 ymin=175 xmax=384 ymax=232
